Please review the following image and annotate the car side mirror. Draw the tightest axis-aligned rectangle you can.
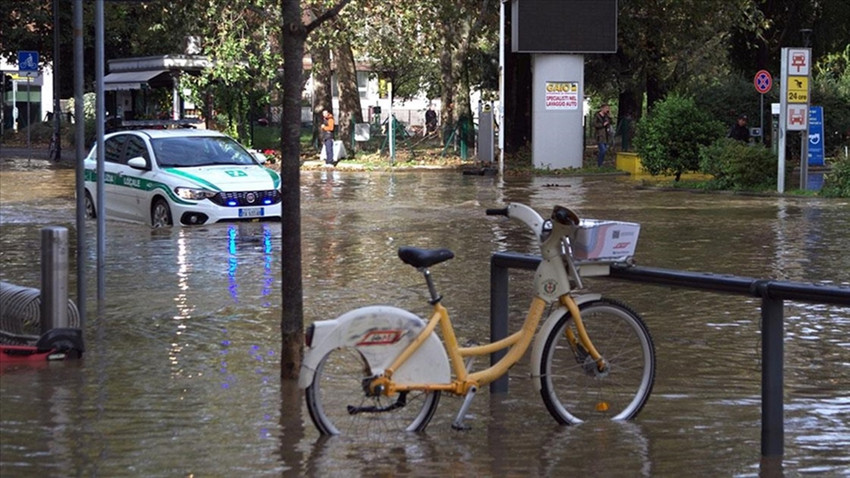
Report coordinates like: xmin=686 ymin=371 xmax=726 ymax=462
xmin=127 ymin=157 xmax=149 ymax=170
xmin=251 ymin=150 xmax=267 ymax=164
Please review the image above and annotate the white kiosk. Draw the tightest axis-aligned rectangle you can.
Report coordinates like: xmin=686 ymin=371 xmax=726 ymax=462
xmin=511 ymin=0 xmax=618 ymax=170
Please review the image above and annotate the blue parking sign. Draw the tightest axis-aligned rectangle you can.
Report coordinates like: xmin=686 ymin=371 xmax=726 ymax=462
xmin=808 ymin=106 xmax=824 ymax=166
xmin=17 ymin=50 xmax=39 ymax=76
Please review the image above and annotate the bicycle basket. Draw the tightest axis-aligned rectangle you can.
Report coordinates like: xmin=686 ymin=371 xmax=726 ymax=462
xmin=570 ymin=219 xmax=640 ymax=262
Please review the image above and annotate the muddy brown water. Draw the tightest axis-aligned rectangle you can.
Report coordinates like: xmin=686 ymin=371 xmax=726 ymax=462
xmin=1 ymin=166 xmax=848 ymax=476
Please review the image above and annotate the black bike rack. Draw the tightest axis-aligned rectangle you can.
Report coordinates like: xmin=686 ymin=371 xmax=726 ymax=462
xmin=489 ymin=251 xmax=850 ymax=459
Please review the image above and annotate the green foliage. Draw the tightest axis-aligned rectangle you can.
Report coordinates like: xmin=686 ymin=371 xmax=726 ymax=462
xmin=820 ymin=155 xmax=850 ymax=198
xmin=698 ymin=138 xmax=783 ymax=190
xmin=684 ymin=75 xmax=772 ymax=131
xmin=813 ymin=46 xmax=850 ymax=156
xmin=633 ymin=94 xmax=725 ymax=180
xmin=65 ymin=93 xmax=97 ymax=120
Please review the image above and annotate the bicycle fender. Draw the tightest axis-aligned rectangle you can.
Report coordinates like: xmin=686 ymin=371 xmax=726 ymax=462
xmin=529 ymin=294 xmax=601 ymax=391
xmin=298 ymin=306 xmax=451 ymax=389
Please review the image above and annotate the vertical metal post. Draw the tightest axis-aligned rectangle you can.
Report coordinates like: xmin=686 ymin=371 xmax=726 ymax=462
xmin=759 ymin=93 xmax=764 ymax=145
xmin=490 ymin=255 xmax=509 ymax=393
xmin=800 ymin=133 xmax=809 ymax=190
xmin=52 ymin=0 xmax=61 ymax=161
xmin=41 ymin=227 xmax=69 ymax=333
xmin=74 ymin=0 xmax=86 ymax=329
xmin=761 ymin=295 xmax=785 ymax=457
xmin=96 ymin=0 xmax=106 ymax=301
xmin=26 ymin=76 xmax=32 ymax=159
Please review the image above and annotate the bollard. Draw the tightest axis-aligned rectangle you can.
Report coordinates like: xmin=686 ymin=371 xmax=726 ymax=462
xmin=40 ymin=226 xmax=69 ymax=334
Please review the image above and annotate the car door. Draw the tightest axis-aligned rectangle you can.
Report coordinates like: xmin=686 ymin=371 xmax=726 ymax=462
xmin=119 ymin=134 xmax=154 ymax=223
xmin=102 ymin=134 xmax=131 ymax=220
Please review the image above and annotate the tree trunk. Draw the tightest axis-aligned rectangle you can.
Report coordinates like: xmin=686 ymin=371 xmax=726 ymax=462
xmin=439 ymin=23 xmax=455 ymax=143
xmin=279 ymin=0 xmax=353 ymax=381
xmin=280 ymin=0 xmax=308 ymax=380
xmin=334 ymin=40 xmax=362 ymax=148
xmin=310 ymin=45 xmax=333 ymax=149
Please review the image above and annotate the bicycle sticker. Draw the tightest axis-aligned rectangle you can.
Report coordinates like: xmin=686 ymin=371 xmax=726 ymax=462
xmin=357 ymin=330 xmax=403 ymax=346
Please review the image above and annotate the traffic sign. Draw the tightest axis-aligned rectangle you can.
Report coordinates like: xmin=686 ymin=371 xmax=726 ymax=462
xmin=787 ymin=76 xmax=809 ymax=103
xmin=787 ymin=49 xmax=810 ymax=76
xmin=787 ymin=104 xmax=808 ymax=131
xmin=17 ymin=50 xmax=39 ymax=77
xmin=754 ymin=70 xmax=772 ymax=94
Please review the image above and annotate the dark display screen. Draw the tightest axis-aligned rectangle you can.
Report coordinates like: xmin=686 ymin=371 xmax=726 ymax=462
xmin=512 ymin=0 xmax=618 ymax=53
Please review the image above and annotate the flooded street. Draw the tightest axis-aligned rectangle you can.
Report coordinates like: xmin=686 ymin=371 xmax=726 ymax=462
xmin=1 ymin=164 xmax=849 ymax=476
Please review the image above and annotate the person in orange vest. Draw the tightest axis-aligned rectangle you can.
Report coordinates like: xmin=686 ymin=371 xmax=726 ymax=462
xmin=321 ymin=110 xmax=335 ymax=166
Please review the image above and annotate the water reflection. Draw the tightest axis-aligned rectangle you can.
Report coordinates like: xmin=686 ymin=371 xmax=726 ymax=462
xmin=1 ymin=168 xmax=849 ymax=475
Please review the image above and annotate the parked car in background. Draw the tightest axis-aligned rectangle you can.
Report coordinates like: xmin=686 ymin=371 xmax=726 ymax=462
xmin=83 ymin=129 xmax=281 ymax=227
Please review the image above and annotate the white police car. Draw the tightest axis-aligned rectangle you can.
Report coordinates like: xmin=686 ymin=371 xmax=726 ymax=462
xmin=83 ymin=129 xmax=281 ymax=227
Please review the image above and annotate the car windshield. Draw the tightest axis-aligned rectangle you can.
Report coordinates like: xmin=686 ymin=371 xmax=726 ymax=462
xmin=152 ymin=136 xmax=257 ymax=168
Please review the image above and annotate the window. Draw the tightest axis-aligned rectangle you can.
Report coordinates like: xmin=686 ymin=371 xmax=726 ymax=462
xmin=357 ymin=71 xmax=370 ymax=99
xmin=104 ymin=135 xmax=129 ymax=164
xmin=124 ymin=136 xmax=149 ymax=163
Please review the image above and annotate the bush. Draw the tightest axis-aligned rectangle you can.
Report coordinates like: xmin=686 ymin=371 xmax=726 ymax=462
xmin=634 ymin=94 xmax=725 ymax=181
xmin=821 ymin=155 xmax=850 ymax=197
xmin=699 ymin=138 xmax=786 ymax=190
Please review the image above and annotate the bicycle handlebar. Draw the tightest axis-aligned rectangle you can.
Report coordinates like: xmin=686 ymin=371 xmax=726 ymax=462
xmin=487 ymin=203 xmax=581 ymax=245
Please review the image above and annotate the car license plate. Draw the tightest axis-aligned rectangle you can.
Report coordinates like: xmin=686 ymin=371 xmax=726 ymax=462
xmin=239 ymin=207 xmax=265 ymax=218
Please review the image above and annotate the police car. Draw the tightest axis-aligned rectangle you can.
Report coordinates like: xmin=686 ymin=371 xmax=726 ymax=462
xmin=83 ymin=129 xmax=281 ymax=227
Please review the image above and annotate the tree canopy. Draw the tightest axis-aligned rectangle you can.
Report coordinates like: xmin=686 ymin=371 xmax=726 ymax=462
xmin=4 ymin=0 xmax=848 ymax=150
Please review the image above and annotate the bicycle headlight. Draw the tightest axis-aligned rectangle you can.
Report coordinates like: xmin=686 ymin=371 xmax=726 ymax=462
xmin=175 ymin=187 xmax=216 ymax=200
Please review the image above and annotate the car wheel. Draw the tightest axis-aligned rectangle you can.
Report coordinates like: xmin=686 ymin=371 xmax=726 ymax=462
xmin=151 ymin=198 xmax=173 ymax=228
xmin=84 ymin=191 xmax=96 ymax=219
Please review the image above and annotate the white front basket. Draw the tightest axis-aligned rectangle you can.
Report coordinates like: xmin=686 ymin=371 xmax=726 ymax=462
xmin=570 ymin=219 xmax=640 ymax=262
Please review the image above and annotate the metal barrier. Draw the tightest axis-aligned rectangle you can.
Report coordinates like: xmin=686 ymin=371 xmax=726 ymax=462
xmin=0 ymin=227 xmax=80 ymax=345
xmin=488 ymin=251 xmax=850 ymax=459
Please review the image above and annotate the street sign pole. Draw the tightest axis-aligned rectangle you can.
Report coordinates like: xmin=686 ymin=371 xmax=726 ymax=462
xmin=760 ymin=93 xmax=764 ymax=145
xmin=778 ymin=53 xmax=787 ymax=193
xmin=778 ymin=49 xmax=811 ymax=192
xmin=27 ymin=76 xmax=31 ymax=161
xmin=17 ymin=50 xmax=39 ymax=161
xmin=754 ymin=70 xmax=772 ymax=146
xmin=11 ymin=80 xmax=17 ymax=132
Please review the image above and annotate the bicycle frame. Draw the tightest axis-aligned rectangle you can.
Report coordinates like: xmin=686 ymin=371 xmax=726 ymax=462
xmin=362 ymin=204 xmax=607 ymax=397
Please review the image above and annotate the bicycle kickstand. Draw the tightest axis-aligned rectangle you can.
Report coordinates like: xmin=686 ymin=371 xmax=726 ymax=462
xmin=451 ymin=385 xmax=478 ymax=431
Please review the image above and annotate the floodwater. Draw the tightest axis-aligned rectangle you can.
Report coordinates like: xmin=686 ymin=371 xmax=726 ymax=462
xmin=1 ymin=164 xmax=849 ymax=477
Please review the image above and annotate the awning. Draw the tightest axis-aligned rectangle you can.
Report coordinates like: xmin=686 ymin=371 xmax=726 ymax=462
xmin=103 ymin=70 xmax=168 ymax=91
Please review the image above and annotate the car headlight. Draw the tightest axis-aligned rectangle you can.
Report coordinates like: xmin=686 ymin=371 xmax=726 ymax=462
xmin=175 ymin=187 xmax=216 ymax=200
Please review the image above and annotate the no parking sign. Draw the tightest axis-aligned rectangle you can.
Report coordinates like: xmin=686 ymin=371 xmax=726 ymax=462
xmin=754 ymin=70 xmax=772 ymax=94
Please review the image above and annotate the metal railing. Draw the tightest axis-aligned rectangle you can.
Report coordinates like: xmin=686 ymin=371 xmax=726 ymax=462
xmin=488 ymin=251 xmax=850 ymax=459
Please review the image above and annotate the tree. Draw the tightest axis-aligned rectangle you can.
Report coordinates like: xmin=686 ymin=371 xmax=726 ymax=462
xmin=633 ymin=94 xmax=725 ymax=181
xmin=280 ymin=0 xmax=352 ymax=380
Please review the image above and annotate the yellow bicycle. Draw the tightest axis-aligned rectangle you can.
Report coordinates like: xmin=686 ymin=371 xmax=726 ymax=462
xmin=299 ymin=203 xmax=655 ymax=434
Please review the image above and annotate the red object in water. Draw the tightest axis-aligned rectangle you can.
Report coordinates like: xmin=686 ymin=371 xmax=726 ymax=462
xmin=0 ymin=344 xmax=67 ymax=363
xmin=0 ymin=328 xmax=84 ymax=364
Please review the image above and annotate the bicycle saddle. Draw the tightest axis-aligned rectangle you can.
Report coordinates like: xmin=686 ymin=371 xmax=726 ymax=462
xmin=398 ymin=247 xmax=455 ymax=268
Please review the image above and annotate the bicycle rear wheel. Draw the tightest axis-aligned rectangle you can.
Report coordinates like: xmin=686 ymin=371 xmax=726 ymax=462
xmin=305 ymin=345 xmax=441 ymax=435
xmin=539 ymin=298 xmax=655 ymax=424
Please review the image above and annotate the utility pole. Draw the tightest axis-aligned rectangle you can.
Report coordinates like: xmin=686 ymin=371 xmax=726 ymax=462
xmin=51 ymin=0 xmax=62 ymax=161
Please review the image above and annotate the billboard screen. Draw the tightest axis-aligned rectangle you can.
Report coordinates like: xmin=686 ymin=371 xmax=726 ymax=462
xmin=512 ymin=0 xmax=618 ymax=53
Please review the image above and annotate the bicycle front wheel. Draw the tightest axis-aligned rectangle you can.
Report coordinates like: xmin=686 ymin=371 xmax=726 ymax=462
xmin=305 ymin=345 xmax=441 ymax=435
xmin=539 ymin=298 xmax=655 ymax=425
